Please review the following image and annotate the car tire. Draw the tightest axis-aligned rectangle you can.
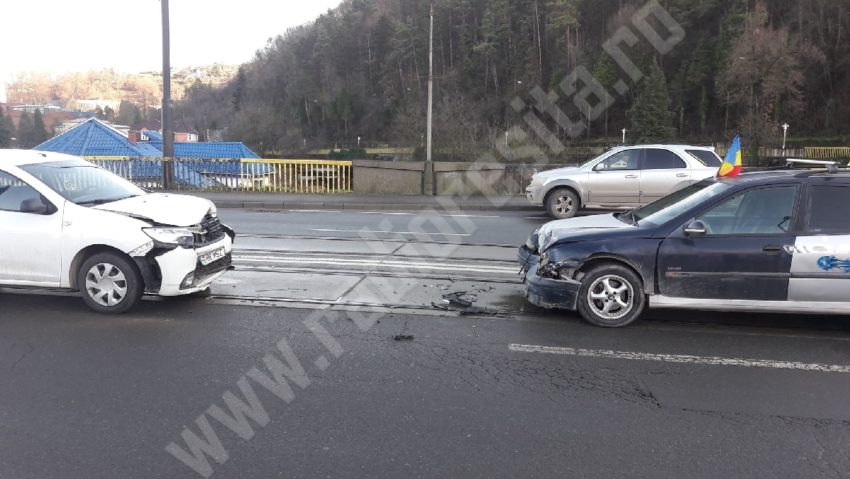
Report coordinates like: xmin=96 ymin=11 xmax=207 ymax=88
xmin=546 ymin=188 xmax=580 ymax=219
xmin=77 ymin=252 xmax=144 ymax=314
xmin=576 ymin=263 xmax=646 ymax=328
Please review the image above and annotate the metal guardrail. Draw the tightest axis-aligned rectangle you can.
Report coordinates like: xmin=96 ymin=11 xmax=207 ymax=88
xmin=84 ymin=157 xmax=353 ymax=194
xmin=804 ymin=147 xmax=850 ymax=159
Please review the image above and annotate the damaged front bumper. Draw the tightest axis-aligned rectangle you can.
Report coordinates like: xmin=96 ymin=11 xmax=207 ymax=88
xmin=133 ymin=227 xmax=235 ymax=296
xmin=156 ymin=235 xmax=234 ymax=296
xmin=524 ymin=263 xmax=581 ymax=311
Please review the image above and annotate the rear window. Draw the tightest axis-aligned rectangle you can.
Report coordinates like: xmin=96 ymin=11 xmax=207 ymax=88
xmin=687 ymin=149 xmax=722 ymax=167
xmin=808 ymin=185 xmax=850 ymax=233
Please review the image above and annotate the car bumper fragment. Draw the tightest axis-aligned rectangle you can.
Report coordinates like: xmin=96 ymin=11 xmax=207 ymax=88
xmin=524 ymin=263 xmax=581 ymax=311
xmin=517 ymin=246 xmax=539 ymax=273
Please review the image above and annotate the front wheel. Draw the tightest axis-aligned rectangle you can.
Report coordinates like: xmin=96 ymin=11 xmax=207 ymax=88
xmin=545 ymin=188 xmax=580 ymax=219
xmin=78 ymin=252 xmax=144 ymax=314
xmin=576 ymin=264 xmax=646 ymax=327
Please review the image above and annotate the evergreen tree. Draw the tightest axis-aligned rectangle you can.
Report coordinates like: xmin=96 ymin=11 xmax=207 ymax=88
xmin=16 ymin=111 xmax=34 ymax=148
xmin=0 ymin=109 xmax=12 ymax=148
xmin=117 ymin=100 xmax=141 ymax=126
xmin=627 ymin=63 xmax=675 ymax=142
xmin=31 ymin=109 xmax=48 ymax=146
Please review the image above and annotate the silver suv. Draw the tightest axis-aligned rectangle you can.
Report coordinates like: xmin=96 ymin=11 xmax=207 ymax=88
xmin=526 ymin=145 xmax=722 ymax=218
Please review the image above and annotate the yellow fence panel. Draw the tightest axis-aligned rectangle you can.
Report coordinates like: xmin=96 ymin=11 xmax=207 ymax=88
xmin=81 ymin=157 xmax=353 ymax=194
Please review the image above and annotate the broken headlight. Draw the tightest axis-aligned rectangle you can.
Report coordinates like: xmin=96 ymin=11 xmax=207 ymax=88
xmin=143 ymin=227 xmax=195 ymax=248
xmin=538 ymin=259 xmax=581 ymax=280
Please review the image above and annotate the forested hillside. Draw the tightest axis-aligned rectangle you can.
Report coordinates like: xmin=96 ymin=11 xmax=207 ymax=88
xmin=176 ymin=0 xmax=850 ymax=158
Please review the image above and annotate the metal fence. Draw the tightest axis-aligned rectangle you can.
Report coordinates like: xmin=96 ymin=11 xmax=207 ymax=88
xmin=804 ymin=147 xmax=850 ymax=160
xmin=84 ymin=157 xmax=353 ymax=193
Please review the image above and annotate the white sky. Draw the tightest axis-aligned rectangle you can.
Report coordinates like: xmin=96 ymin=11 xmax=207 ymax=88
xmin=0 ymin=0 xmax=343 ymax=77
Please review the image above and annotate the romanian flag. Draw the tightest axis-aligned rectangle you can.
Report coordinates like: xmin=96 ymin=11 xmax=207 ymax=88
xmin=718 ymin=135 xmax=743 ymax=178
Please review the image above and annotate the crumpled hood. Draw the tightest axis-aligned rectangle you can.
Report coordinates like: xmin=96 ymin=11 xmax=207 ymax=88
xmin=95 ymin=193 xmax=214 ymax=227
xmin=535 ymin=213 xmax=634 ymax=252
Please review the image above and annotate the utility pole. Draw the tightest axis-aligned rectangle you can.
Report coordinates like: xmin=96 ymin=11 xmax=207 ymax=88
xmin=425 ymin=0 xmax=435 ymax=195
xmin=161 ymin=0 xmax=174 ymax=189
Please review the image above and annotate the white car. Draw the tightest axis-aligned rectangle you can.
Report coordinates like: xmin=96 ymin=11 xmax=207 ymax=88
xmin=526 ymin=145 xmax=722 ymax=218
xmin=0 ymin=150 xmax=234 ymax=313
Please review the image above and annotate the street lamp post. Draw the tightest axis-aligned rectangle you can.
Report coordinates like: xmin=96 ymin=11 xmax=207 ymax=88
xmin=621 ymin=128 xmax=627 ymax=145
xmin=161 ymin=0 xmax=174 ymax=189
xmin=782 ymin=123 xmax=790 ymax=151
xmin=424 ymin=0 xmax=435 ymax=195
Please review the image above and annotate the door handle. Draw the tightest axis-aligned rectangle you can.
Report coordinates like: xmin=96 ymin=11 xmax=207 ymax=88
xmin=676 ymin=173 xmax=689 ymax=178
xmin=625 ymin=174 xmax=638 ymax=179
xmin=762 ymin=244 xmax=783 ymax=253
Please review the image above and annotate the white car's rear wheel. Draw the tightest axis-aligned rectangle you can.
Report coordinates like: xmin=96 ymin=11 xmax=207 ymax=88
xmin=78 ymin=252 xmax=143 ymax=314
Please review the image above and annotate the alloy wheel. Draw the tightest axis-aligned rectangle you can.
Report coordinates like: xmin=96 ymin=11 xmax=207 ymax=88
xmin=555 ymin=195 xmax=575 ymax=215
xmin=586 ymin=274 xmax=634 ymax=320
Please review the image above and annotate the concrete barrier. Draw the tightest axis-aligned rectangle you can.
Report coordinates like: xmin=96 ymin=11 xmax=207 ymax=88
xmin=434 ymin=162 xmax=507 ymax=196
xmin=351 ymin=161 xmax=582 ymax=196
xmin=352 ymin=160 xmax=425 ymax=195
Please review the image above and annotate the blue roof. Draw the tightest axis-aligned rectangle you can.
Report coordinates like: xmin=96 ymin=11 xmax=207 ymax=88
xmin=145 ymin=130 xmax=163 ymax=141
xmin=35 ymin=118 xmax=260 ymax=159
xmin=146 ymin=139 xmax=259 ymax=159
xmin=34 ymin=118 xmax=267 ymax=188
xmin=35 ymin=118 xmax=161 ymax=157
xmin=173 ymin=142 xmax=259 ymax=159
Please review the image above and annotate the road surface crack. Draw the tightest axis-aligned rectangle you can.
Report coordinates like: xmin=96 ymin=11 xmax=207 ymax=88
xmin=10 ymin=342 xmax=33 ymax=373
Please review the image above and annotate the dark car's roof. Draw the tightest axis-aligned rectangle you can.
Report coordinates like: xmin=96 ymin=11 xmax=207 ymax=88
xmin=711 ymin=169 xmax=850 ymax=186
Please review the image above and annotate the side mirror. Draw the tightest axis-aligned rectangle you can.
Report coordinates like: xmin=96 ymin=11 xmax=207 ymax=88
xmin=683 ymin=220 xmax=707 ymax=237
xmin=20 ymin=197 xmax=52 ymax=215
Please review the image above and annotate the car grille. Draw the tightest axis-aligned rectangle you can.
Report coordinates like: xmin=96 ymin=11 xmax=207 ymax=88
xmin=194 ymin=214 xmax=225 ymax=246
xmin=195 ymin=252 xmax=232 ymax=280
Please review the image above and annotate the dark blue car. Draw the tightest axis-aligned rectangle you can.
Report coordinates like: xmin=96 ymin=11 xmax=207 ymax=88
xmin=519 ymin=165 xmax=850 ymax=327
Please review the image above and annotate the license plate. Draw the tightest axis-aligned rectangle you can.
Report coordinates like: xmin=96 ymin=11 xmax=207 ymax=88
xmin=199 ymin=247 xmax=226 ymax=266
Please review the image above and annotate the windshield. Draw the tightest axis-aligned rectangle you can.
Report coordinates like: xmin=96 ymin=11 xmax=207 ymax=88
xmin=20 ymin=159 xmax=145 ymax=206
xmin=632 ymin=181 xmax=732 ymax=226
xmin=579 ymin=151 xmax=611 ymax=168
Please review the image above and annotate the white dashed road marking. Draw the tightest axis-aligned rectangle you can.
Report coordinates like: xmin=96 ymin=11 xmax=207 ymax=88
xmin=509 ymin=344 xmax=850 ymax=373
xmin=310 ymin=228 xmax=471 ymax=237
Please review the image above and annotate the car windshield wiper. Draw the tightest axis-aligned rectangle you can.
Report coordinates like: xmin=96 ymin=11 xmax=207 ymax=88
xmin=77 ymin=195 xmax=140 ymax=206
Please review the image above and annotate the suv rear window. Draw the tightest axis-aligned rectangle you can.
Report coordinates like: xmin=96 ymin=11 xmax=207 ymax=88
xmin=808 ymin=185 xmax=850 ymax=233
xmin=687 ymin=149 xmax=722 ymax=167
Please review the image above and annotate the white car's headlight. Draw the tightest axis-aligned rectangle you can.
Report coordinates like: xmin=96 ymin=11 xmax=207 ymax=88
xmin=143 ymin=227 xmax=195 ymax=248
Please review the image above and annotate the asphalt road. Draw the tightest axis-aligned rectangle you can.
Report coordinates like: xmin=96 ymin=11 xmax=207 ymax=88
xmin=2 ymin=208 xmax=850 ymax=478
xmin=217 ymin=208 xmax=550 ymax=245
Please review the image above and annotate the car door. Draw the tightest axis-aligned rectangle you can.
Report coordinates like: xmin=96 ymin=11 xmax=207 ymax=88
xmin=0 ymin=170 xmax=64 ymax=286
xmin=639 ymin=148 xmax=692 ymax=205
xmin=657 ymin=185 xmax=800 ymax=300
xmin=585 ymin=149 xmax=641 ymax=207
xmin=787 ymin=184 xmax=850 ymax=302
